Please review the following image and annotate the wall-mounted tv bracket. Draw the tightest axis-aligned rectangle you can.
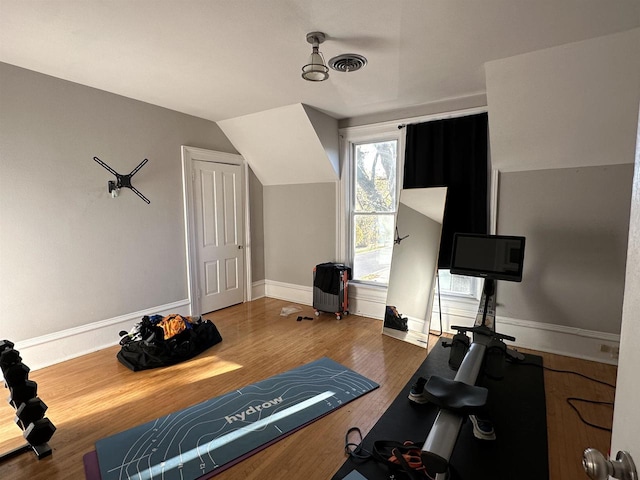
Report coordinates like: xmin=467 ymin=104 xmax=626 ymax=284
xmin=93 ymin=156 xmax=150 ymax=204
xmin=394 ymin=226 xmax=409 ymax=245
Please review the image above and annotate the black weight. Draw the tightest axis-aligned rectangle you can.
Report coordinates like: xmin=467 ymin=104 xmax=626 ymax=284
xmin=2 ymin=363 xmax=30 ymax=386
xmin=0 ymin=348 xmax=22 ymax=370
xmin=15 ymin=397 xmax=48 ymax=427
xmin=8 ymin=380 xmax=38 ymax=407
xmin=23 ymin=417 xmax=56 ymax=446
xmin=0 ymin=339 xmax=15 ymax=352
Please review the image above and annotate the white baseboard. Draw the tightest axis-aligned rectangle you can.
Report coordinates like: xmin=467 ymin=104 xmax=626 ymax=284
xmin=251 ymin=280 xmax=266 ymax=300
xmin=264 ymin=280 xmax=313 ymax=306
xmin=494 ymin=316 xmax=620 ymax=365
xmin=13 ymin=299 xmax=191 ymax=371
xmin=19 ymin=280 xmax=618 ymax=370
xmin=263 ymin=279 xmax=388 ymax=318
xmin=262 ymin=280 xmax=620 ymax=365
xmin=433 ymin=299 xmax=621 ymax=365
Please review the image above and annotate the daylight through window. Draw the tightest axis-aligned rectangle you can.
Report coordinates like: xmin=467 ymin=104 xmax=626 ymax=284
xmin=351 ymin=140 xmax=397 ymax=284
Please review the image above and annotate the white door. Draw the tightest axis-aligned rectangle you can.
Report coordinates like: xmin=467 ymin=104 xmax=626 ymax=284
xmin=192 ymin=159 xmax=245 ymax=314
xmin=609 ymin=117 xmax=640 ymax=465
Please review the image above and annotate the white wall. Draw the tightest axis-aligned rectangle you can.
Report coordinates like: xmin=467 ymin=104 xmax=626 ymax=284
xmin=218 ymin=104 xmax=339 ymax=186
xmin=486 ymin=28 xmax=640 ymax=172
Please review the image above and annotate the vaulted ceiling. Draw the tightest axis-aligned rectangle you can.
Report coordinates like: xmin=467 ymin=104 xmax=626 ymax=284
xmin=2 ymin=0 xmax=638 ymax=123
xmin=2 ymin=1 xmax=639 ymax=185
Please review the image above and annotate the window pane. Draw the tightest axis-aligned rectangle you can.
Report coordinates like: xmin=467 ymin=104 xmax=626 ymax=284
xmin=437 ymin=269 xmax=477 ymax=297
xmin=355 ymin=141 xmax=397 ymax=213
xmin=353 ymin=214 xmax=394 ymax=283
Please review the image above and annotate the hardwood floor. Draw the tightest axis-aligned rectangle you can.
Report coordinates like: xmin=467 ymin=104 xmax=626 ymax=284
xmin=0 ymin=298 xmax=616 ymax=479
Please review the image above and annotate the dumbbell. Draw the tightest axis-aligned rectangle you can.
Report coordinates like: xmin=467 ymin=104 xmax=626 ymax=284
xmin=8 ymin=380 xmax=38 ymax=408
xmin=23 ymin=417 xmax=56 ymax=446
xmin=15 ymin=397 xmax=48 ymax=429
xmin=0 ymin=339 xmax=15 ymax=352
xmin=1 ymin=348 xmax=22 ymax=371
xmin=2 ymin=362 xmax=30 ymax=387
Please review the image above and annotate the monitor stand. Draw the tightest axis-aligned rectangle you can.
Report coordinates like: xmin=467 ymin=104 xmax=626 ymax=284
xmin=474 ymin=279 xmax=524 ymax=361
xmin=474 ymin=278 xmax=496 ymax=329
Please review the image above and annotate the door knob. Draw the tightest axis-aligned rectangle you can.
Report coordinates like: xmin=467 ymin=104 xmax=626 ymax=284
xmin=583 ymin=448 xmax=637 ymax=480
xmin=238 ymin=245 xmax=244 ymax=249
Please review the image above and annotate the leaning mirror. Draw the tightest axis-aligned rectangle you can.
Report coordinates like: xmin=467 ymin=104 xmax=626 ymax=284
xmin=383 ymin=187 xmax=447 ymax=347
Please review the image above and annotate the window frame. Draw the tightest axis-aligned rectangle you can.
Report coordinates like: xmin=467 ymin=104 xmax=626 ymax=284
xmin=339 ymin=124 xmax=405 ymax=288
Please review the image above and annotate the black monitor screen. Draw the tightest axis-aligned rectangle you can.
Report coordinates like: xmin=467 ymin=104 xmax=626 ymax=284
xmin=450 ymin=233 xmax=525 ymax=282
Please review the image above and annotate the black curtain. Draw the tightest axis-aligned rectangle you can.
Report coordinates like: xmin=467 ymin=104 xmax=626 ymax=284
xmin=404 ymin=113 xmax=488 ymax=268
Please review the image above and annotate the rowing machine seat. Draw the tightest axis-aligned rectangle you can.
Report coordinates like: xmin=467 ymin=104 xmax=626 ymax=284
xmin=423 ymin=375 xmax=487 ymax=415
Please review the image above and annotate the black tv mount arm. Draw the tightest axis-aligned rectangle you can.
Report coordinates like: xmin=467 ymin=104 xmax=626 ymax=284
xmin=394 ymin=226 xmax=409 ymax=245
xmin=93 ymin=156 xmax=150 ymax=204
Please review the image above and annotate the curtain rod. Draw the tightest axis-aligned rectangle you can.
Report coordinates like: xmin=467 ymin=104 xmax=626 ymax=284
xmin=395 ymin=107 xmax=488 ymax=130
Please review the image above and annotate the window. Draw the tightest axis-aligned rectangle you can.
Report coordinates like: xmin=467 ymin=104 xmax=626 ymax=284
xmin=437 ymin=270 xmax=481 ymax=299
xmin=339 ymin=122 xmax=404 ymax=287
xmin=351 ymin=140 xmax=398 ymax=284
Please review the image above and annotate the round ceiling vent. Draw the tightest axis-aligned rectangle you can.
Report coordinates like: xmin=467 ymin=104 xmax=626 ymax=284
xmin=328 ymin=54 xmax=368 ymax=73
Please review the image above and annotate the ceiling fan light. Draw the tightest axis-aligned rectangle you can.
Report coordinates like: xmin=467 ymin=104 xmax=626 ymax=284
xmin=302 ymin=51 xmax=329 ymax=81
xmin=302 ymin=32 xmax=329 ymax=82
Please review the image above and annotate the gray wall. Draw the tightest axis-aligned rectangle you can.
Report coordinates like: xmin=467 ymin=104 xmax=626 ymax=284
xmin=497 ymin=165 xmax=633 ymax=333
xmin=263 ymin=183 xmax=336 ymax=286
xmin=0 ymin=62 xmax=238 ymax=341
xmin=303 ymin=105 xmax=340 ymax=177
xmin=248 ymin=168 xmax=265 ymax=281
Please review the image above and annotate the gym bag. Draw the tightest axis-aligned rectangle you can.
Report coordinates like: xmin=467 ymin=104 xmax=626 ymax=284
xmin=116 ymin=314 xmax=222 ymax=371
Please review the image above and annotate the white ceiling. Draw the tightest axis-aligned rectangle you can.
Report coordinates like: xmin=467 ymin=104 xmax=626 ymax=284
xmin=218 ymin=103 xmax=340 ymax=185
xmin=2 ymin=0 xmax=639 ymax=124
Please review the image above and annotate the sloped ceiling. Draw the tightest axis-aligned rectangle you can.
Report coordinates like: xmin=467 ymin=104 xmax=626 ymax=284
xmin=2 ymin=1 xmax=639 ymax=186
xmin=218 ymin=104 xmax=339 ymax=186
xmin=2 ymin=1 xmax=638 ymax=123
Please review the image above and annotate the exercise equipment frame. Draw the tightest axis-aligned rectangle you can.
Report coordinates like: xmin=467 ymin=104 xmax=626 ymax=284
xmin=420 ymin=278 xmax=524 ymax=478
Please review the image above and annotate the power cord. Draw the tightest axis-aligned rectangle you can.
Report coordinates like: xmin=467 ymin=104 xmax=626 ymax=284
xmin=513 ymin=360 xmax=615 ymax=432
xmin=566 ymin=398 xmax=614 ymax=432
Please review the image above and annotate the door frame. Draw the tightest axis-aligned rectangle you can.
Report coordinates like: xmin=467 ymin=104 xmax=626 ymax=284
xmin=181 ymin=145 xmax=252 ymax=315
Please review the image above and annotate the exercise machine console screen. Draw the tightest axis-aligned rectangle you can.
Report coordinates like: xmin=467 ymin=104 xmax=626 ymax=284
xmin=450 ymin=233 xmax=525 ymax=282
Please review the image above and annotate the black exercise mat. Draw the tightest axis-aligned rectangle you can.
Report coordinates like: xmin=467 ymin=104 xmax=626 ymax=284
xmin=333 ymin=342 xmax=548 ymax=480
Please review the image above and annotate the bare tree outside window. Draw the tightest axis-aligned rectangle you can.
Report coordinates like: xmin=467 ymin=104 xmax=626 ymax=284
xmin=352 ymin=141 xmax=397 ymax=284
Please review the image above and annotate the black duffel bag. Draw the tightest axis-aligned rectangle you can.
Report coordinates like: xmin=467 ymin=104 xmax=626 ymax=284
xmin=117 ymin=315 xmax=222 ymax=371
